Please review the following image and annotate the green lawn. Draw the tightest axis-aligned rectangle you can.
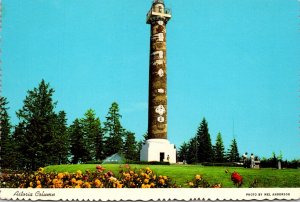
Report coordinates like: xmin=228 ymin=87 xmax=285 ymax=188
xmin=44 ymin=164 xmax=300 ymax=188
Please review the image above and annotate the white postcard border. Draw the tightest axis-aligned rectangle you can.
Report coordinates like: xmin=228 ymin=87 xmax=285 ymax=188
xmin=0 ymin=188 xmax=299 ymax=201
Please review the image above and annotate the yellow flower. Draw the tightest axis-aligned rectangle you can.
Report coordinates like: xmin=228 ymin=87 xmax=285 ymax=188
xmin=52 ymin=179 xmax=58 ymax=184
xmin=141 ymin=184 xmax=151 ymax=188
xmin=109 ymin=177 xmax=117 ymax=182
xmin=29 ymin=182 xmax=33 ymax=187
xmin=163 ymin=176 xmax=168 ymax=180
xmin=144 ymin=174 xmax=150 ymax=179
xmin=152 ymin=175 xmax=156 ymax=180
xmin=158 ymin=179 xmax=165 ymax=185
xmin=71 ymin=178 xmax=77 ymax=184
xmin=75 ymin=185 xmax=81 ymax=188
xmin=195 ymin=175 xmax=201 ymax=180
xmin=76 ymin=170 xmax=82 ymax=175
xmin=36 ymin=185 xmax=42 ymax=188
xmin=38 ymin=167 xmax=44 ymax=173
xmin=116 ymin=183 xmax=123 ymax=188
xmin=188 ymin=182 xmax=194 ymax=187
xmin=36 ymin=180 xmax=41 ymax=185
xmin=76 ymin=180 xmax=83 ymax=186
xmin=57 ymin=173 xmax=64 ymax=179
xmin=144 ymin=179 xmax=149 ymax=184
xmin=150 ymin=183 xmax=155 ymax=188
xmin=95 ymin=179 xmax=101 ymax=187
xmin=84 ymin=182 xmax=91 ymax=188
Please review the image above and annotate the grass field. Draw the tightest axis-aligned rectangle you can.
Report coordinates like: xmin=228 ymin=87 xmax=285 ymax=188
xmin=44 ymin=164 xmax=300 ymax=188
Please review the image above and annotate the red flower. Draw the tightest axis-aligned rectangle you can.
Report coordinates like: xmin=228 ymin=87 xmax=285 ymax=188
xmin=231 ymin=172 xmax=243 ymax=186
xmin=96 ymin=165 xmax=105 ymax=173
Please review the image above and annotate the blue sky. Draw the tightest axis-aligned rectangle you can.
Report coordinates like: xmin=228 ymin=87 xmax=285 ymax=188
xmin=2 ymin=0 xmax=299 ymax=160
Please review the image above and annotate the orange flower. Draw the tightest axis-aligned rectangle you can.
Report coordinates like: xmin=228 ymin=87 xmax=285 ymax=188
xmin=76 ymin=180 xmax=83 ymax=186
xmin=36 ymin=180 xmax=41 ymax=185
xmin=57 ymin=173 xmax=64 ymax=179
xmin=195 ymin=175 xmax=201 ymax=180
xmin=212 ymin=184 xmax=222 ymax=188
xmin=71 ymin=178 xmax=77 ymax=184
xmin=158 ymin=179 xmax=165 ymax=185
xmin=84 ymin=182 xmax=91 ymax=188
xmin=52 ymin=179 xmax=58 ymax=185
xmin=116 ymin=183 xmax=123 ymax=188
xmin=144 ymin=179 xmax=149 ymax=184
xmin=141 ymin=184 xmax=151 ymax=188
xmin=36 ymin=185 xmax=42 ymax=188
xmin=94 ymin=179 xmax=101 ymax=187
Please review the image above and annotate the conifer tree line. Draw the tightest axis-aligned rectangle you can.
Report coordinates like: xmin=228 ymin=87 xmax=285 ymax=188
xmin=177 ymin=118 xmax=240 ymax=164
xmin=0 ymin=80 xmax=141 ymax=170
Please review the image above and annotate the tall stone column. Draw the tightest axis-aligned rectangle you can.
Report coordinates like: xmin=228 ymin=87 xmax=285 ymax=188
xmin=140 ymin=0 xmax=176 ymax=163
xmin=148 ymin=12 xmax=168 ymax=139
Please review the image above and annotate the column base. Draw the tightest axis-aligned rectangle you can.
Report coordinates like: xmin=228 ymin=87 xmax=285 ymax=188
xmin=140 ymin=139 xmax=176 ymax=164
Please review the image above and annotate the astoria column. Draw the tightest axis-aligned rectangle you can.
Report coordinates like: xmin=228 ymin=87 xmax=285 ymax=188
xmin=140 ymin=0 xmax=176 ymax=163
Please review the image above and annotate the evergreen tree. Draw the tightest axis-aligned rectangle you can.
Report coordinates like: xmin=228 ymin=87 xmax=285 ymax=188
xmin=196 ymin=118 xmax=213 ymax=162
xmin=123 ymin=131 xmax=138 ymax=160
xmin=95 ymin=118 xmax=105 ymax=161
xmin=177 ymin=142 xmax=189 ymax=162
xmin=51 ymin=111 xmax=69 ymax=164
xmin=80 ymin=109 xmax=103 ymax=161
xmin=142 ymin=131 xmax=149 ymax=143
xmin=16 ymin=80 xmax=58 ymax=170
xmin=11 ymin=123 xmax=28 ymax=169
xmin=186 ymin=137 xmax=197 ymax=164
xmin=213 ymin=132 xmax=225 ymax=162
xmin=103 ymin=102 xmax=125 ymax=157
xmin=137 ymin=140 xmax=143 ymax=160
xmin=226 ymin=138 xmax=240 ymax=162
xmin=0 ymin=97 xmax=13 ymax=168
xmin=69 ymin=119 xmax=87 ymax=164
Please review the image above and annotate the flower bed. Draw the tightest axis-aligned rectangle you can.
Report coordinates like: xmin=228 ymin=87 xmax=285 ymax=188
xmin=0 ymin=165 xmax=244 ymax=188
xmin=0 ymin=165 xmax=177 ymax=188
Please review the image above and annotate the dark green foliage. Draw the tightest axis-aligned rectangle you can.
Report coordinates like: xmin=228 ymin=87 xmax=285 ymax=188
xmin=142 ymin=131 xmax=149 ymax=143
xmin=213 ymin=132 xmax=225 ymax=162
xmin=15 ymin=80 xmax=60 ymax=170
xmin=0 ymin=97 xmax=13 ymax=168
xmin=80 ymin=109 xmax=104 ymax=161
xmin=177 ymin=142 xmax=188 ymax=162
xmin=196 ymin=118 xmax=213 ymax=162
xmin=123 ymin=131 xmax=139 ymax=161
xmin=226 ymin=138 xmax=240 ymax=162
xmin=69 ymin=119 xmax=88 ymax=164
xmin=103 ymin=102 xmax=125 ymax=157
xmin=186 ymin=137 xmax=197 ymax=164
xmin=50 ymin=111 xmax=69 ymax=164
xmin=95 ymin=120 xmax=105 ymax=161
